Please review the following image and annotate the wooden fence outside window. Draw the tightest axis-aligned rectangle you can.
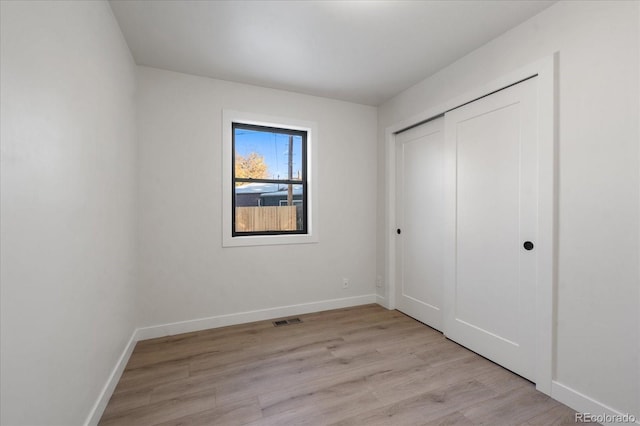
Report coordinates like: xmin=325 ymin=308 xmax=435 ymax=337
xmin=235 ymin=206 xmax=297 ymax=232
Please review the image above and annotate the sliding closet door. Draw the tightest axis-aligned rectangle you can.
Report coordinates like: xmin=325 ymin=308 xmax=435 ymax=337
xmin=443 ymin=78 xmax=538 ymax=381
xmin=395 ymin=117 xmax=445 ymax=331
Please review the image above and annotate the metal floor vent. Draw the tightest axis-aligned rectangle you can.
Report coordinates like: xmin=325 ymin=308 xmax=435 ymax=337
xmin=273 ymin=317 xmax=303 ymax=327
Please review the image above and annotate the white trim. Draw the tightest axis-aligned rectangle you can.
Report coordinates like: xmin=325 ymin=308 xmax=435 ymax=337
xmin=384 ymin=54 xmax=557 ymax=395
xmin=533 ymin=53 xmax=557 ymax=397
xmin=83 ymin=331 xmax=138 ymax=426
xmin=551 ymin=381 xmax=640 ymax=425
xmin=222 ymin=110 xmax=319 ymax=247
xmin=637 ymin=5 xmax=640 ymax=421
xmin=384 ymin=126 xmax=397 ymax=311
xmin=376 ymin=294 xmax=389 ymax=309
xmin=384 ymin=56 xmax=555 ymax=136
xmin=135 ymin=294 xmax=377 ymax=340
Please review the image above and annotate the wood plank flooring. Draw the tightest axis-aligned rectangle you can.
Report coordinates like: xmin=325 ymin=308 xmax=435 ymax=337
xmin=99 ymin=304 xmax=580 ymax=425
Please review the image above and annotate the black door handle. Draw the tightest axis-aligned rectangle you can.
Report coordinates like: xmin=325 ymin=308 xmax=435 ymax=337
xmin=523 ymin=241 xmax=534 ymax=251
xmin=397 ymin=229 xmax=401 ymax=235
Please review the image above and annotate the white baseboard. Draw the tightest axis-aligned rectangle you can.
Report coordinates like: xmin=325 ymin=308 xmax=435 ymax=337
xmin=552 ymin=381 xmax=639 ymax=425
xmin=85 ymin=294 xmax=377 ymax=424
xmin=84 ymin=331 xmax=138 ymax=426
xmin=136 ymin=294 xmax=378 ymax=340
xmin=376 ymin=294 xmax=389 ymax=309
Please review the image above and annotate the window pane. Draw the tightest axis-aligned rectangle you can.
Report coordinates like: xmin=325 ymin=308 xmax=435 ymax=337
xmin=234 ymin=126 xmax=303 ymax=182
xmin=232 ymin=123 xmax=307 ymax=236
xmin=235 ymin=184 xmax=305 ymax=233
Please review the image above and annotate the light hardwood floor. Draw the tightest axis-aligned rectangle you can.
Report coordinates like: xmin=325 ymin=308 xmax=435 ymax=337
xmin=99 ymin=304 xmax=581 ymax=425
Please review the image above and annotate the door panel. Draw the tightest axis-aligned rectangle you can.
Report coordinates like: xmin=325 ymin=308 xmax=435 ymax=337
xmin=396 ymin=117 xmax=445 ymax=330
xmin=443 ymin=77 xmax=538 ymax=381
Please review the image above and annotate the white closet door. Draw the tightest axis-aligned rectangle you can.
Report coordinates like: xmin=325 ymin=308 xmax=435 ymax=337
xmin=443 ymin=78 xmax=538 ymax=381
xmin=396 ymin=117 xmax=445 ymax=331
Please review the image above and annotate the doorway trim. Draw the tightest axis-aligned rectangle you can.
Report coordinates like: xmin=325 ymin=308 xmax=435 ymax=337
xmin=383 ymin=54 xmax=557 ymax=395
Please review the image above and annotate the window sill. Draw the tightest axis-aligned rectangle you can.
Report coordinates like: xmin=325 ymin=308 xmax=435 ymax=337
xmin=222 ymin=232 xmax=319 ymax=248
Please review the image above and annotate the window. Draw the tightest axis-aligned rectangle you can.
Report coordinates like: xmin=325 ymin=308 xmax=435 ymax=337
xmin=232 ymin=123 xmax=307 ymax=235
xmin=222 ymin=110 xmax=318 ymax=247
xmin=278 ymin=200 xmax=303 ymax=207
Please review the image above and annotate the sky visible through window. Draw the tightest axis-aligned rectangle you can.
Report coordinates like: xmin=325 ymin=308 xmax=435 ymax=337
xmin=234 ymin=128 xmax=303 ymax=181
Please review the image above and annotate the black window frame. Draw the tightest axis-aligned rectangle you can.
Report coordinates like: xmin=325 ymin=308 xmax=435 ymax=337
xmin=232 ymin=122 xmax=308 ymax=237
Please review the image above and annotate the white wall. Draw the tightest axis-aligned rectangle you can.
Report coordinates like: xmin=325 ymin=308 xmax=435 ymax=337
xmin=0 ymin=2 xmax=138 ymax=425
xmin=377 ymin=0 xmax=639 ymax=418
xmin=136 ymin=67 xmax=377 ymax=328
xmin=3 ymin=0 xmax=636 ymax=423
